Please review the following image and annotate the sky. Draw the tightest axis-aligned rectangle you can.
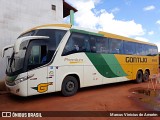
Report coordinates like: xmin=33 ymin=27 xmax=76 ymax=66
xmin=65 ymin=0 xmax=160 ymax=52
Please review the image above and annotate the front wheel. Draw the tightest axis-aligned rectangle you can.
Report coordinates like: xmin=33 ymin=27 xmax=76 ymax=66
xmin=61 ymin=76 xmax=78 ymax=96
xmin=143 ymin=71 xmax=149 ymax=82
xmin=136 ymin=71 xmax=143 ymax=83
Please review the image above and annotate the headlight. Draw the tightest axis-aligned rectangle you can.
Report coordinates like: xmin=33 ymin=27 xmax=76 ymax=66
xmin=14 ymin=76 xmax=28 ymax=84
xmin=14 ymin=74 xmax=34 ymax=85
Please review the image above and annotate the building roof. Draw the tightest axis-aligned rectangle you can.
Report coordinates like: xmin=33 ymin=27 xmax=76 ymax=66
xmin=63 ymin=0 xmax=77 ymax=18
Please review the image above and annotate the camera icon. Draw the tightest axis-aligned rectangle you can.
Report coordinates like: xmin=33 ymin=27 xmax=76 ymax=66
xmin=2 ymin=112 xmax=11 ymax=117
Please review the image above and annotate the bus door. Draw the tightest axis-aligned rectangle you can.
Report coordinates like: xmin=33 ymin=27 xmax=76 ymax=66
xmin=26 ymin=40 xmax=50 ymax=96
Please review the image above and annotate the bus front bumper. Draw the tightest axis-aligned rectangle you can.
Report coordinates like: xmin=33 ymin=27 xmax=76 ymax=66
xmin=5 ymin=80 xmax=28 ymax=97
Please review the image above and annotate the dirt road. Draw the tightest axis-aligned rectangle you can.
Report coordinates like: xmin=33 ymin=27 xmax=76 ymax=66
xmin=0 ymin=80 xmax=160 ymax=120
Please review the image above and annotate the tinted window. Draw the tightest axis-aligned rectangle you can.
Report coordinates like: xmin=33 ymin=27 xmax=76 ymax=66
xmin=25 ymin=29 xmax=66 ymax=70
xmin=18 ymin=30 xmax=36 ymax=38
xmin=62 ymin=33 xmax=89 ymax=55
xmin=146 ymin=45 xmax=158 ymax=56
xmin=124 ymin=41 xmax=136 ymax=55
xmin=35 ymin=29 xmax=66 ymax=50
xmin=132 ymin=43 xmax=158 ymax=56
xmin=109 ymin=38 xmax=123 ymax=54
xmin=145 ymin=45 xmax=147 ymax=55
xmin=27 ymin=40 xmax=48 ymax=70
xmin=35 ymin=29 xmax=66 ymax=61
xmin=135 ymin=43 xmax=143 ymax=55
xmin=152 ymin=46 xmax=158 ymax=55
xmin=147 ymin=45 xmax=152 ymax=56
xmin=29 ymin=45 xmax=47 ymax=65
xmin=62 ymin=33 xmax=110 ymax=55
xmin=19 ymin=29 xmax=66 ymax=55
xmin=141 ymin=44 xmax=147 ymax=55
xmin=6 ymin=41 xmax=29 ymax=76
xmin=88 ymin=35 xmax=97 ymax=53
xmin=96 ymin=37 xmax=109 ymax=53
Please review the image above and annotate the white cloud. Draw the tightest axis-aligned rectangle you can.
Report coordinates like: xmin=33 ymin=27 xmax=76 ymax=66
xmin=93 ymin=0 xmax=102 ymax=4
xmin=148 ymin=31 xmax=154 ymax=35
xmin=66 ymin=0 xmax=99 ymax=29
xmin=124 ymin=0 xmax=132 ymax=6
xmin=156 ymin=20 xmax=160 ymax=25
xmin=154 ymin=42 xmax=160 ymax=52
xmin=66 ymin=0 xmax=145 ymax=37
xmin=111 ymin=7 xmax=120 ymax=14
xmin=143 ymin=5 xmax=155 ymax=11
xmin=98 ymin=11 xmax=144 ymax=37
xmin=135 ymin=37 xmax=149 ymax=42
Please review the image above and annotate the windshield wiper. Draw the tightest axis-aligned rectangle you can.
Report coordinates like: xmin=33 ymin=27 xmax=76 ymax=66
xmin=8 ymin=53 xmax=15 ymax=73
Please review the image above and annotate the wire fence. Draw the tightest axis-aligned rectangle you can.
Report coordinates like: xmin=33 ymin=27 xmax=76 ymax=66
xmin=147 ymin=73 xmax=160 ymax=92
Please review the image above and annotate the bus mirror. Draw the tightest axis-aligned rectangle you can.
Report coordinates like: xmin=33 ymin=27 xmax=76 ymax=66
xmin=1 ymin=44 xmax=14 ymax=58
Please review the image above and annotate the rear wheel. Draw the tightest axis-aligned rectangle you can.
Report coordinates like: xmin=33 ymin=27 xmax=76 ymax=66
xmin=143 ymin=70 xmax=149 ymax=82
xmin=61 ymin=76 xmax=78 ymax=96
xmin=136 ymin=71 xmax=143 ymax=83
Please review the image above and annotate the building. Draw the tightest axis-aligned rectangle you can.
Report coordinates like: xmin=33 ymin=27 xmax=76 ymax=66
xmin=0 ymin=0 xmax=77 ymax=81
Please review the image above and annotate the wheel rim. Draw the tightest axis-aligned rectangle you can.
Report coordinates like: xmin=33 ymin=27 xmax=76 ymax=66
xmin=144 ymin=72 xmax=149 ymax=81
xmin=66 ymin=81 xmax=75 ymax=92
xmin=137 ymin=72 xmax=142 ymax=81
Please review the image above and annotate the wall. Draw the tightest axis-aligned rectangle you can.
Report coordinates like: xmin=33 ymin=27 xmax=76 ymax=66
xmin=0 ymin=0 xmax=63 ymax=81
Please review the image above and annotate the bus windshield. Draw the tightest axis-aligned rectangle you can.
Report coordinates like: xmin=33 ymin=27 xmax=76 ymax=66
xmin=6 ymin=29 xmax=67 ymax=76
xmin=6 ymin=40 xmax=28 ymax=76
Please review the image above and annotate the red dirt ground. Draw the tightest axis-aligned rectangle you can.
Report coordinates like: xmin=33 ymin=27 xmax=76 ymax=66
xmin=0 ymin=69 xmax=160 ymax=120
xmin=1 ymin=79 xmax=160 ymax=120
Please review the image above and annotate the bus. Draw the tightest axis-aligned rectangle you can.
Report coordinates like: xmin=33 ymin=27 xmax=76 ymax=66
xmin=159 ymin=53 xmax=160 ymax=68
xmin=1 ymin=24 xmax=159 ymax=96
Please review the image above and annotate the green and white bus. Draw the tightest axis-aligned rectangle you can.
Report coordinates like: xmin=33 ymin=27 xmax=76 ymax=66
xmin=2 ymin=24 xmax=159 ymax=96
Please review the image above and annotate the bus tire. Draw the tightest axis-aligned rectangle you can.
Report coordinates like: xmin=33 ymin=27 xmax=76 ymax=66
xmin=61 ymin=76 xmax=78 ymax=96
xmin=136 ymin=71 xmax=143 ymax=83
xmin=143 ymin=70 xmax=149 ymax=82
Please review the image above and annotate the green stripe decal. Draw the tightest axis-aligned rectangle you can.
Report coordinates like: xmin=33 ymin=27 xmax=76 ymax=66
xmin=70 ymin=29 xmax=104 ymax=37
xmin=32 ymin=87 xmax=38 ymax=90
xmin=7 ymin=75 xmax=18 ymax=82
xmin=85 ymin=53 xmax=127 ymax=78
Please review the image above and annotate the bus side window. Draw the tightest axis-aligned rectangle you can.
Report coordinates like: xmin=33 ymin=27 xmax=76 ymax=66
xmin=148 ymin=45 xmax=152 ymax=56
xmin=123 ymin=41 xmax=136 ymax=55
xmin=136 ymin=43 xmax=142 ymax=55
xmin=88 ymin=36 xmax=97 ymax=53
xmin=109 ymin=38 xmax=123 ymax=54
xmin=96 ymin=37 xmax=109 ymax=53
xmin=145 ymin=45 xmax=149 ymax=56
xmin=28 ymin=46 xmax=40 ymax=65
xmin=28 ymin=45 xmax=47 ymax=70
xmin=62 ymin=33 xmax=88 ymax=56
xmin=152 ymin=46 xmax=158 ymax=56
xmin=142 ymin=44 xmax=147 ymax=55
xmin=84 ymin=37 xmax=90 ymax=52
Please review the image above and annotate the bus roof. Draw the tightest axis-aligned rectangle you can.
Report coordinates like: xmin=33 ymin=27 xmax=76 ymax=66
xmin=99 ymin=31 xmax=156 ymax=46
xmin=20 ymin=24 xmax=72 ymax=36
xmin=21 ymin=24 xmax=156 ymax=46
